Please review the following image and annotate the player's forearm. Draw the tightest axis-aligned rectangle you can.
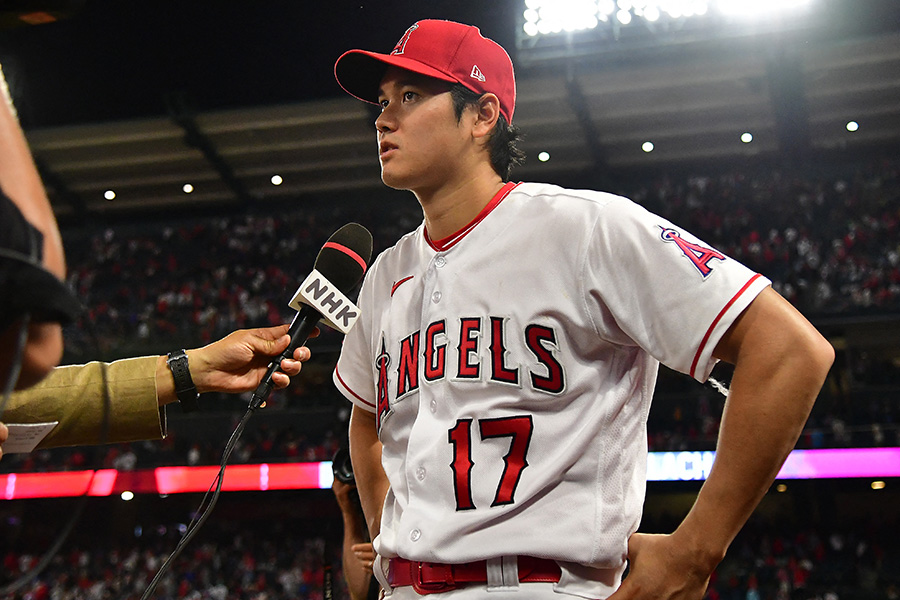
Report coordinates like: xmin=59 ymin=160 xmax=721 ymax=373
xmin=349 ymin=405 xmax=389 ymax=541
xmin=676 ymin=291 xmax=833 ymax=571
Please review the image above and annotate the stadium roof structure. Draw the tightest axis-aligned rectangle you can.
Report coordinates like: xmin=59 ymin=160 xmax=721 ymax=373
xmin=1 ymin=0 xmax=898 ymax=219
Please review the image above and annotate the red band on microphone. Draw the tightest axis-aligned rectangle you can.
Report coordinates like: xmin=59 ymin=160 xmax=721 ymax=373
xmin=323 ymin=241 xmax=368 ymax=273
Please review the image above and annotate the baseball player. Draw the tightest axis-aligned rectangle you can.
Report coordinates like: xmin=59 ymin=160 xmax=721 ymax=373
xmin=331 ymin=20 xmax=833 ymax=600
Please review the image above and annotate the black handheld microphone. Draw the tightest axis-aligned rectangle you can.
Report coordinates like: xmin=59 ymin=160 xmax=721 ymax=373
xmin=250 ymin=223 xmax=373 ymax=409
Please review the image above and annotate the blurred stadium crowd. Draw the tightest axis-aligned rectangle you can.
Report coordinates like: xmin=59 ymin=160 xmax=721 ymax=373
xmin=2 ymin=493 xmax=898 ymax=600
xmin=4 ymin=156 xmax=898 ymax=473
xmin=1 ymin=157 xmax=899 ymax=599
xmin=60 ymin=156 xmax=900 ymax=362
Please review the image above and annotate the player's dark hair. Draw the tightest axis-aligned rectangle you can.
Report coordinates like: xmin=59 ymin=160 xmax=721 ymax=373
xmin=450 ymin=84 xmax=525 ymax=181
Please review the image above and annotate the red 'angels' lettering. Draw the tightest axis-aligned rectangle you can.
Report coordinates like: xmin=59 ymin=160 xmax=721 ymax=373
xmin=397 ymin=332 xmax=419 ymax=397
xmin=490 ymin=316 xmax=519 ymax=385
xmin=659 ymin=227 xmax=725 ymax=278
xmin=448 ymin=415 xmax=534 ymax=511
xmin=525 ymin=325 xmax=565 ymax=394
xmin=390 ymin=317 xmax=566 ymax=399
xmin=375 ymin=340 xmax=391 ymax=431
xmin=457 ymin=317 xmax=481 ymax=379
xmin=424 ymin=321 xmax=446 ymax=382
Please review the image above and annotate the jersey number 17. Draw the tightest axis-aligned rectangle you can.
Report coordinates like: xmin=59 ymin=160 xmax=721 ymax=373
xmin=447 ymin=415 xmax=533 ymax=511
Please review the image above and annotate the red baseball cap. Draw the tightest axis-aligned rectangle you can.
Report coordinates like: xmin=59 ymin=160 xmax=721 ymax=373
xmin=334 ymin=20 xmax=517 ymax=123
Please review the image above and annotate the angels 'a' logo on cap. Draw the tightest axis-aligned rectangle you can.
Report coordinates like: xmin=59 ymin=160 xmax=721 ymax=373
xmin=470 ymin=65 xmax=486 ymax=82
xmin=391 ymin=23 xmax=418 ymax=55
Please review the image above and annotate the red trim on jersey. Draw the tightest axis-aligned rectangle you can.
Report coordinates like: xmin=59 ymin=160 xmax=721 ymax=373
xmin=425 ymin=182 xmax=520 ymax=251
xmin=391 ymin=275 xmax=414 ymax=296
xmin=323 ymin=241 xmax=369 ymax=273
xmin=334 ymin=366 xmax=376 ymax=408
xmin=690 ymin=273 xmax=763 ymax=379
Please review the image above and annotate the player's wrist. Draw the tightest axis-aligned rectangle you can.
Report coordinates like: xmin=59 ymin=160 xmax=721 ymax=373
xmin=670 ymin=524 xmax=727 ymax=575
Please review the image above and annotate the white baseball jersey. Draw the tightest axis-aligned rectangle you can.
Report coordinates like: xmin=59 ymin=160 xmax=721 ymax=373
xmin=334 ymin=181 xmax=770 ymax=597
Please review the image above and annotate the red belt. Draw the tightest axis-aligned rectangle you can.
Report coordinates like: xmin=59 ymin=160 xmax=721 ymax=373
xmin=388 ymin=556 xmax=561 ymax=595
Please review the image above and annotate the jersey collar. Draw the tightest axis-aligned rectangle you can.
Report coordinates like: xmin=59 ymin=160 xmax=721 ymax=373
xmin=425 ymin=182 xmax=520 ymax=252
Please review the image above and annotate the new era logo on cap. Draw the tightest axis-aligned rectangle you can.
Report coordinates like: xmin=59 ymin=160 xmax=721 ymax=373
xmin=334 ymin=19 xmax=517 ymax=123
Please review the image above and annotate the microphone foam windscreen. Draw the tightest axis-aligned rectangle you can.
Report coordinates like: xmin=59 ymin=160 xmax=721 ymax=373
xmin=313 ymin=223 xmax=373 ymax=294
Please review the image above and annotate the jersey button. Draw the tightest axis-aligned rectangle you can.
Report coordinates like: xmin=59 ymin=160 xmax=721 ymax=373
xmin=434 ymin=256 xmax=446 ymax=268
xmin=410 ymin=529 xmax=421 ymax=542
xmin=430 ymin=399 xmax=437 ymax=413
xmin=431 ymin=291 xmax=442 ymax=303
xmin=416 ymin=467 xmax=427 ymax=481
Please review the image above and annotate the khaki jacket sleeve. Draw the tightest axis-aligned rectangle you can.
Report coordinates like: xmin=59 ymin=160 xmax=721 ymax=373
xmin=3 ymin=356 xmax=167 ymax=449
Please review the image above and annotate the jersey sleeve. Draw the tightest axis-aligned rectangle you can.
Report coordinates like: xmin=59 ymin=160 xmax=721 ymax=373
xmin=333 ymin=259 xmax=379 ymax=413
xmin=584 ymin=196 xmax=770 ymax=382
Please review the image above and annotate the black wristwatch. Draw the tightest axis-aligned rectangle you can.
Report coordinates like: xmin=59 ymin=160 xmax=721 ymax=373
xmin=166 ymin=349 xmax=200 ymax=413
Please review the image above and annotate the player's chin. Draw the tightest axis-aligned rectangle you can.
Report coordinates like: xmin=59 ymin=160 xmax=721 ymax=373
xmin=380 ymin=168 xmax=412 ymax=191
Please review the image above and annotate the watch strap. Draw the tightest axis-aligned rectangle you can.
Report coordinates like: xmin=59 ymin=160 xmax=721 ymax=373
xmin=166 ymin=349 xmax=200 ymax=413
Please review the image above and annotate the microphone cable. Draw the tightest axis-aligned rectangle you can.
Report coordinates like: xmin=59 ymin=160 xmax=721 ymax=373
xmin=140 ymin=399 xmax=257 ymax=599
xmin=141 ymin=222 xmax=372 ymax=598
xmin=0 ymin=313 xmax=29 ymax=413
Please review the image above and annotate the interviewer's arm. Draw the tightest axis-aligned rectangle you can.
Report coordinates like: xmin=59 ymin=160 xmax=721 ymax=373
xmin=4 ymin=356 xmax=164 ymax=448
xmin=153 ymin=324 xmax=307 ymax=406
xmin=3 ymin=325 xmax=310 ymax=450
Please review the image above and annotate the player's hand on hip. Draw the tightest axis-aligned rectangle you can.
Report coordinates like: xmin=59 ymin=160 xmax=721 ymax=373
xmin=607 ymin=532 xmax=713 ymax=600
xmin=351 ymin=542 xmax=376 ymax=574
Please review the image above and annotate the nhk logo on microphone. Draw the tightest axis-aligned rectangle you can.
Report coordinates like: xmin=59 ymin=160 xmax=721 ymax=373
xmin=289 ymin=269 xmax=361 ymax=334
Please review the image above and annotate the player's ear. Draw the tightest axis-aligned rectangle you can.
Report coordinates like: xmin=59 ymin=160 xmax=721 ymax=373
xmin=472 ymin=93 xmax=501 ymax=140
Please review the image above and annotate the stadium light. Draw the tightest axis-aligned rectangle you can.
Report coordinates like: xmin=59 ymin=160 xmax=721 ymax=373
xmin=717 ymin=0 xmax=811 ymax=18
xmin=521 ymin=0 xmax=812 ymax=37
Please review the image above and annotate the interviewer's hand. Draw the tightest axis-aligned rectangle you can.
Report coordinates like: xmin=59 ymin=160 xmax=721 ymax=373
xmin=155 ymin=324 xmax=316 ymax=405
xmin=607 ymin=532 xmax=714 ymax=600
xmin=0 ymin=421 xmax=8 ymax=461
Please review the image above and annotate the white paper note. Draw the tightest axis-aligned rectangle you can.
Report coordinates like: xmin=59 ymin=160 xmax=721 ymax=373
xmin=2 ymin=422 xmax=59 ymax=454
